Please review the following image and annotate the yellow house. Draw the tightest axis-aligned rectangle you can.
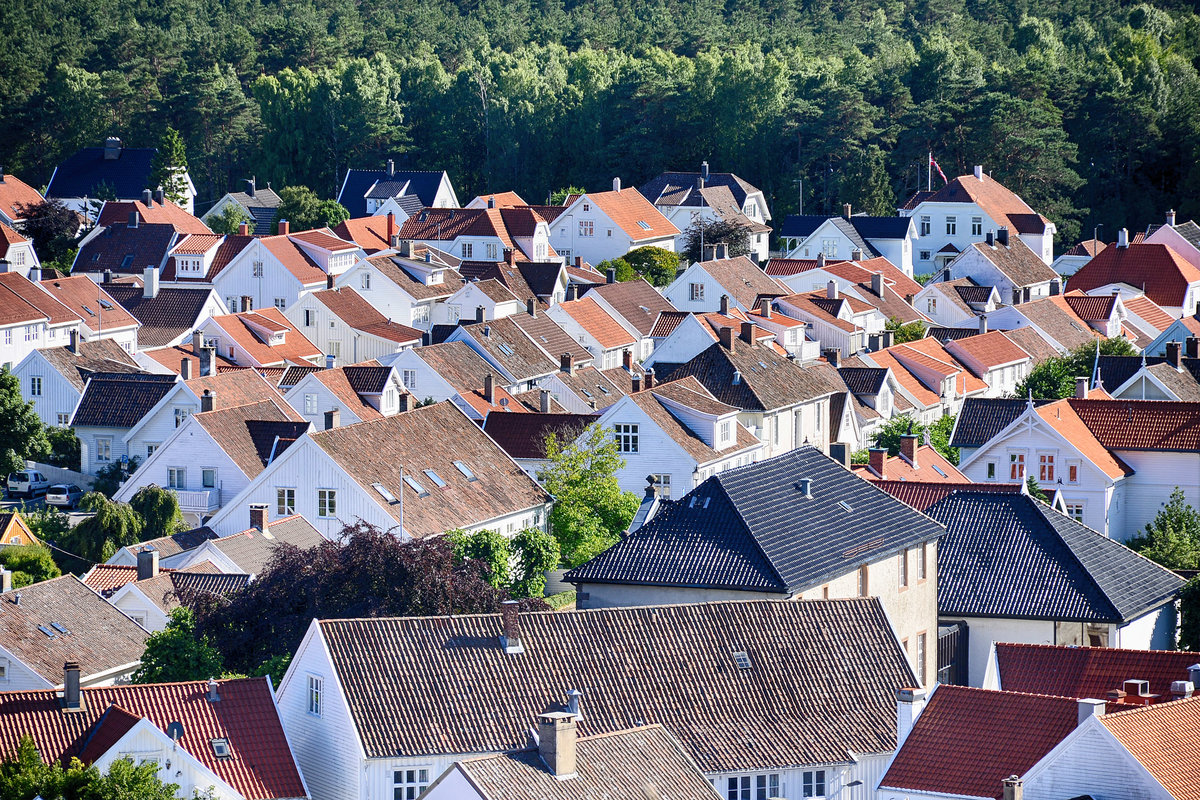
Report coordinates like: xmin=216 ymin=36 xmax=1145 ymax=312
xmin=0 ymin=513 xmax=40 ymax=547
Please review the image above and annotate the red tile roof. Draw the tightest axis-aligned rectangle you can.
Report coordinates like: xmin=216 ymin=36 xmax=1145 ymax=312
xmin=1068 ymin=243 xmax=1200 ymax=308
xmin=1124 ymin=295 xmax=1175 ymax=332
xmin=470 ymin=191 xmax=526 ymax=208
xmin=1036 ymin=400 xmax=1132 ymax=479
xmin=0 ymin=174 xmax=45 ymax=222
xmin=0 ymin=678 xmax=307 ymax=800
xmin=259 ymin=235 xmax=327 ymax=285
xmin=580 ymin=189 xmax=679 ymax=241
xmin=872 ymin=479 xmax=1022 ymax=511
xmin=1102 ymin=695 xmax=1200 ymax=799
xmin=1067 ymin=398 xmax=1200 ymax=451
xmin=852 ymin=445 xmax=969 ymax=483
xmin=170 ymin=233 xmax=224 ymax=255
xmin=0 ymin=271 xmax=78 ymax=327
xmin=995 ymin=642 xmax=1200 ymax=702
xmin=96 ymin=200 xmax=212 ymax=235
xmin=1064 ymin=238 xmax=1106 ymax=257
xmin=0 ymin=221 xmax=28 ymax=246
xmin=141 ymin=343 xmax=239 ymax=375
xmin=334 ymin=215 xmax=396 ymax=254
xmin=945 ymin=330 xmax=1032 ymax=372
xmin=311 ymin=288 xmax=422 ymax=344
xmin=82 ymin=563 xmax=172 ymax=594
xmin=289 ymin=228 xmax=356 ymax=252
xmin=917 ymin=173 xmax=1049 ymax=236
xmin=210 ymin=307 xmax=322 ymax=367
xmin=880 ymin=685 xmax=1079 ymax=799
xmin=38 ymin=275 xmax=139 ymax=332
xmin=557 ymin=296 xmax=637 ymax=350
xmin=1063 ymin=292 xmax=1117 ymax=322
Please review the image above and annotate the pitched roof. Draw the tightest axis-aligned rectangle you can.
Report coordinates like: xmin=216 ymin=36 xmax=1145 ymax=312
xmin=456 ymin=725 xmax=720 ymax=800
xmin=1066 ymin=398 xmax=1200 ymax=451
xmin=508 ymin=310 xmax=592 ymax=366
xmin=697 ymin=256 xmax=787 ymax=310
xmin=220 ymin=184 xmax=282 ymax=233
xmin=1102 ymin=695 xmax=1200 ymax=799
xmin=38 ymin=276 xmax=139 ymax=332
xmin=556 ymin=297 xmax=637 ymax=349
xmin=46 ymin=145 xmax=157 ymax=199
xmin=1002 ymin=325 xmax=1062 ymax=361
xmin=455 ymin=318 xmax=559 ymax=382
xmin=1064 ymin=238 xmax=1107 ymax=257
xmin=0 ymin=272 xmax=78 ymax=327
xmin=927 ymin=492 xmax=1184 ymax=622
xmin=914 ymin=173 xmax=1048 ymax=236
xmin=880 ymin=685 xmax=1079 ymax=799
xmin=309 ymin=401 xmax=551 ymax=538
xmin=872 ymin=479 xmax=1023 ymax=512
xmin=397 ymin=207 xmax=518 ymax=248
xmin=338 ymin=167 xmax=451 ymax=216
xmin=35 ymin=339 xmax=140 ymax=392
xmin=579 ymin=189 xmax=679 ymax=242
xmin=838 ymin=366 xmax=889 ymax=395
xmin=0 ymin=173 xmax=45 ymax=222
xmin=639 ymin=170 xmax=763 ymax=211
xmin=186 ymin=367 xmax=289 ymax=412
xmin=363 ymin=253 xmax=464 ymax=300
xmin=122 ymin=564 xmax=250 ymax=613
xmin=412 ymin=340 xmax=507 ymax=394
xmin=72 ymin=372 xmax=178 ymax=428
xmin=310 ymin=288 xmax=421 ymax=344
xmin=0 ymin=575 xmax=149 ymax=682
xmin=210 ymin=307 xmax=322 ymax=366
xmin=481 ymin=413 xmax=595 ymax=459
xmin=101 ymin=283 xmax=217 ymax=348
xmin=205 ymin=514 xmax=326 ymax=573
xmin=140 ymin=342 xmax=238 ymax=375
xmin=1124 ymin=295 xmax=1175 ymax=332
xmin=582 ymin=279 xmax=677 ymax=337
xmin=968 ymin=237 xmax=1058 ymax=287
xmin=853 ymin=445 xmax=969 ymax=482
xmin=73 ymin=222 xmax=177 ymax=277
xmin=568 ymin=447 xmax=944 ymax=592
xmin=193 ymin=400 xmax=308 ymax=477
xmin=97 ymin=200 xmax=212 ymax=235
xmin=317 ymin=598 xmax=916 ymax=767
xmin=946 ymin=330 xmax=1032 ymax=372
xmin=0 ymin=677 xmax=306 ymax=800
xmin=951 ymin=397 xmax=1055 ymax=448
xmin=627 ymin=379 xmax=759 ymax=464
xmin=125 ymin=527 xmax=219 ymax=559
xmin=309 ymin=368 xmax=384 ymax=421
xmin=995 ymin=642 xmax=1200 ymax=701
xmin=1068 ymin=243 xmax=1200 ymax=307
xmin=1063 ymin=292 xmax=1118 ymax=322
xmin=333 ymin=214 xmax=399 ymax=254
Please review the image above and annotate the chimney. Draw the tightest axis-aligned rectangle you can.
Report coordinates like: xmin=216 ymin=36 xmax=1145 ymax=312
xmin=1117 ymin=228 xmax=1129 ymax=248
xmin=740 ymin=320 xmax=756 ymax=345
xmin=104 ymin=137 xmax=122 ymax=160
xmin=136 ymin=548 xmax=159 ymax=581
xmin=180 ymin=357 xmax=192 ymax=380
xmin=200 ymin=346 xmax=215 ymax=377
xmin=505 ymin=247 xmax=515 ymax=266
xmin=1190 ymin=664 xmax=1200 ymax=687
xmin=129 ymin=210 xmax=139 ymax=228
xmin=974 ymin=165 xmax=984 ymax=181
xmin=986 ymin=230 xmax=995 ymax=247
xmin=386 ymin=211 xmax=396 ymax=244
xmin=192 ymin=330 xmax=203 ymax=353
xmin=622 ymin=349 xmax=633 ymax=370
xmin=896 ymin=687 xmax=927 ymax=747
xmin=1186 ymin=337 xmax=1200 ymax=360
xmin=871 ymin=272 xmax=884 ymax=297
xmin=701 ymin=160 xmax=710 ymax=183
xmin=567 ymin=283 xmax=578 ymax=301
xmin=827 ymin=281 xmax=839 ymax=300
xmin=719 ymin=294 xmax=730 ymax=315
xmin=240 ymin=296 xmax=252 ymax=312
xmin=0 ymin=569 xmax=11 ymax=593
xmin=996 ymin=227 xmax=1009 ymax=247
xmin=527 ymin=298 xmax=537 ymax=317
xmin=540 ymin=389 xmax=552 ymax=412
xmin=483 ymin=373 xmax=495 ymax=404
xmin=143 ymin=266 xmax=160 ymax=299
xmin=574 ymin=256 xmax=582 ymax=268
xmin=154 ymin=188 xmax=165 ymax=206
xmin=250 ymin=503 xmax=269 ymax=533
xmin=324 ymin=407 xmax=340 ymax=430
xmin=612 ymin=176 xmax=621 ymax=192
xmin=537 ymin=712 xmax=578 ymax=778
xmin=900 ymin=434 xmax=918 ymax=467
xmin=398 ymin=392 xmax=412 ymax=413
xmin=798 ymin=477 xmax=812 ymax=498
xmin=823 ymin=348 xmax=840 ymax=367
xmin=817 ymin=252 xmax=826 ymax=268
xmin=606 ymin=267 xmax=616 ymax=284
xmin=560 ymin=352 xmax=575 ymax=375
xmin=278 ymin=219 xmax=290 ymax=236
xmin=487 ymin=195 xmax=495 ymax=209
xmin=68 ymin=329 xmax=79 ymax=355
xmin=1167 ymin=209 xmax=1177 ymax=227
xmin=246 ymin=176 xmax=256 ymax=198
xmin=1077 ymin=698 xmax=1106 ymax=725
xmin=1171 ymin=680 xmax=1195 ymax=698
xmin=238 ymin=222 xmax=249 ymax=236
xmin=1066 ymin=375 xmax=1088 ymax=400
xmin=714 ymin=242 xmax=728 ymax=260
xmin=324 ymin=353 xmax=336 ymax=370
xmin=631 ymin=374 xmax=641 ymax=393
xmin=142 ymin=188 xmax=153 ymax=206
xmin=0 ymin=165 xmax=4 ymax=183
xmin=501 ymin=599 xmax=523 ymax=653
xmin=1002 ymin=776 xmax=1023 ymax=800
xmin=828 ymin=442 xmax=850 ymax=469
xmin=759 ymin=297 xmax=772 ymax=318
xmin=719 ymin=325 xmax=736 ymax=353
xmin=979 ymin=314 xmax=988 ymax=335
xmin=207 ymin=677 xmax=220 ymax=702
xmin=843 ymin=203 xmax=852 ymax=219
xmin=387 ymin=158 xmax=395 ymax=177
xmin=400 ymin=239 xmax=414 ymax=258
xmin=851 ymin=248 xmax=864 ymax=262
xmin=63 ymin=662 xmax=83 ymax=710
xmin=476 ymin=305 xmax=486 ymax=324
xmin=644 ymin=367 xmax=655 ymax=390
xmin=869 ymin=447 xmax=887 ymax=478
xmin=1167 ymin=341 xmax=1183 ymax=370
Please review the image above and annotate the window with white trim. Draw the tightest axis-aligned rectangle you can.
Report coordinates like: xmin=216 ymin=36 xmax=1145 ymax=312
xmin=802 ymin=770 xmax=827 ymax=798
xmin=1039 ymin=452 xmax=1055 ymax=482
xmin=411 ymin=304 xmax=430 ymax=325
xmin=96 ymin=437 xmax=112 ymax=462
xmin=946 ymin=216 xmax=957 ymax=235
xmin=918 ymin=541 xmax=927 ymax=580
xmin=972 ymin=216 xmax=983 ymax=236
xmin=486 ymin=243 xmax=498 ymax=259
xmin=307 ymin=674 xmax=322 ymax=716
xmin=919 ymin=250 xmax=931 ymax=262
xmin=304 ymin=394 xmax=317 ymax=414
xmin=579 ymin=220 xmax=594 ymax=237
xmin=361 ymin=272 xmax=371 ymax=290
xmin=651 ymin=473 xmax=671 ymax=499
xmin=920 ymin=216 xmax=931 ymax=236
xmin=614 ymin=423 xmax=639 ymax=454
xmin=821 ymin=238 xmax=838 ymax=257
xmin=401 ymin=370 xmax=417 ymax=390
xmin=252 ymin=261 xmax=264 ymax=278
xmin=304 ymin=309 xmax=315 ymax=327
xmin=277 ymin=487 xmax=296 ymax=516
xmin=926 ymin=297 xmax=937 ymax=313
xmin=916 ymin=632 xmax=927 ymax=685
xmin=146 ymin=443 xmax=159 ymax=457
xmin=174 ymin=407 xmax=190 ymax=427
xmin=274 ymin=297 xmax=287 ymax=310
xmin=317 ymin=489 xmax=337 ymax=518
xmin=1009 ymin=452 xmax=1025 ymax=480
xmin=1066 ymin=502 xmax=1085 ymax=522
xmin=56 ymin=413 xmax=70 ymax=426
xmin=986 ymin=461 xmax=996 ymax=479
xmin=201 ymin=468 xmax=217 ymax=489
xmin=394 ymin=768 xmax=430 ymax=800
xmin=168 ymin=468 xmax=186 ymax=489
xmin=0 ymin=658 xmax=8 ymax=681
xmin=689 ymin=283 xmax=704 ymax=301
xmin=461 ymin=242 xmax=473 ymax=258
xmin=1068 ymin=461 xmax=1080 ymax=483
xmin=899 ymin=548 xmax=909 ymax=587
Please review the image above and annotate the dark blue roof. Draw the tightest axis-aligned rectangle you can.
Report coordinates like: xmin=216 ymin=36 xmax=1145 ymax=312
xmin=779 ymin=214 xmax=912 ymax=242
xmin=567 ymin=447 xmax=946 ymax=592
xmin=337 ymin=169 xmax=452 ymax=217
xmin=928 ymin=492 xmax=1183 ymax=621
xmin=779 ymin=215 xmax=830 ymax=239
xmin=950 ymin=397 xmax=1053 ymax=449
xmin=47 ymin=147 xmax=157 ymax=200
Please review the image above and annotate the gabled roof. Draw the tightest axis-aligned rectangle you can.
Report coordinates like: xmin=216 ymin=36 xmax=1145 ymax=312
xmin=576 ymin=189 xmax=679 ymax=242
xmin=0 ymin=677 xmax=306 ymax=800
xmin=310 ymin=288 xmax=422 ymax=344
xmin=838 ymin=366 xmax=889 ymax=395
xmin=309 ymin=401 xmax=551 ymax=538
xmin=625 ymin=378 xmax=759 ymax=464
xmin=220 ymin=184 xmax=282 ymax=234
xmin=1063 ymin=238 xmax=1106 ymax=257
xmin=397 ymin=207 xmax=519 ymax=248
xmin=35 ymin=340 xmax=140 ymax=392
xmin=995 ymin=642 xmax=1200 ymax=701
xmin=1123 ymin=294 xmax=1175 ymax=332
xmin=880 ymin=685 xmax=1079 ymax=800
xmin=72 ymin=372 xmax=178 ymax=428
xmin=46 ymin=145 xmax=157 ymax=200
xmin=316 ymin=597 xmax=916 ymax=768
xmin=928 ymin=492 xmax=1183 ymax=621
xmin=184 ymin=367 xmax=287 ymax=411
xmin=333 ymin=214 xmax=399 ymax=254
xmin=124 ymin=527 xmax=218 ymax=560
xmin=638 ymin=170 xmax=764 ymax=213
xmin=101 ymin=282 xmax=217 ymax=348
xmin=967 ymin=237 xmax=1058 ymax=287
xmin=553 ymin=364 xmax=627 ymax=409
xmin=139 ymin=342 xmax=238 ymax=375
xmin=0 ymin=272 xmax=79 ymax=327
xmin=951 ymin=397 xmax=1054 ymax=448
xmin=481 ymin=412 xmax=594 ymax=459
xmin=1003 ymin=325 xmax=1062 ymax=361
xmin=454 ymin=318 xmax=559 ymax=382
xmin=911 ymin=173 xmax=1049 ymax=236
xmin=363 ymin=253 xmax=464 ymax=301
xmin=946 ymin=330 xmax=1031 ymax=372
xmin=97 ymin=200 xmax=211 ymax=235
xmin=204 ymin=514 xmax=325 ymax=573
xmin=1067 ymin=398 xmax=1200 ymax=451
xmin=73 ymin=222 xmax=177 ymax=277
xmin=568 ymin=447 xmax=944 ymax=593
xmin=581 ymin=279 xmax=677 ymax=337
xmin=0 ymin=173 xmax=45 ymax=222
xmin=456 ymin=725 xmax=720 ymax=800
xmin=38 ymin=276 xmax=139 ymax=333
xmin=308 ymin=368 xmax=385 ymax=421
xmin=556 ymin=297 xmax=637 ymax=349
xmin=0 ymin=575 xmax=149 ymax=683
xmin=697 ymin=256 xmax=787 ymax=310
xmin=338 ymin=167 xmax=452 ymax=216
xmin=872 ymin=479 xmax=1023 ymax=512
xmin=192 ymin=400 xmax=308 ymax=477
xmin=508 ymin=310 xmax=592 ymax=366
xmin=853 ymin=445 xmax=969 ymax=483
xmin=1102 ymin=694 xmax=1200 ymax=799
xmin=412 ymin=340 xmax=511 ymax=395
xmin=209 ymin=307 xmax=322 ymax=367
xmin=1063 ymin=292 xmax=1117 ymax=322
xmin=1068 ymin=243 xmax=1200 ymax=307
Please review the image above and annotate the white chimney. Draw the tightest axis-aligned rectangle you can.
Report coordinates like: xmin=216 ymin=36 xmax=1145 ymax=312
xmin=1117 ymin=228 xmax=1129 ymax=248
xmin=1167 ymin=209 xmax=1177 ymax=227
xmin=1077 ymin=698 xmax=1106 ymax=725
xmin=612 ymin=177 xmax=621 ymax=192
xmin=827 ymin=281 xmax=839 ymax=300
xmin=974 ymin=165 xmax=984 ymax=181
xmin=143 ymin=266 xmax=160 ymax=299
xmin=896 ymin=688 xmax=927 ymax=747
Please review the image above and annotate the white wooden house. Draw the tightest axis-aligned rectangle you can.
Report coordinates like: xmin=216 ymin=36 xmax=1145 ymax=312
xmin=284 ymin=288 xmax=421 ymax=367
xmin=548 ymin=184 xmax=678 ymax=266
xmin=333 ymin=248 xmax=463 ymax=332
xmin=13 ymin=338 xmax=140 ymax=427
xmin=0 ymin=272 xmax=82 ymax=370
xmin=286 ymin=364 xmax=407 ymax=429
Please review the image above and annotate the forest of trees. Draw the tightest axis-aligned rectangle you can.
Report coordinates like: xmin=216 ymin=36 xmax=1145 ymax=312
xmin=2 ymin=0 xmax=1198 ymax=248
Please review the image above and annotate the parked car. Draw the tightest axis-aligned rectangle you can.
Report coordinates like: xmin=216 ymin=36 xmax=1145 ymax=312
xmin=45 ymin=484 xmax=84 ymax=509
xmin=7 ymin=471 xmax=50 ymax=499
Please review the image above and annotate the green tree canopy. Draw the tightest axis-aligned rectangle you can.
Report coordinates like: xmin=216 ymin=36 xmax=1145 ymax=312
xmin=680 ymin=218 xmax=752 ymax=264
xmin=622 ymin=246 xmax=682 ymax=287
xmin=868 ymin=413 xmax=959 ymax=465
xmin=1014 ymin=338 xmax=1138 ymax=399
xmin=1128 ymin=487 xmax=1200 ymax=570
xmin=885 ymin=317 xmax=927 ymax=344
xmin=270 ymin=186 xmax=349 ymax=233
xmin=207 ymin=202 xmax=256 ymax=234
xmin=0 ymin=736 xmax=179 ymax=800
xmin=57 ymin=493 xmax=145 ymax=569
xmin=149 ymin=127 xmax=189 ymax=205
xmin=128 ymin=485 xmax=186 ymax=538
xmin=14 ymin=200 xmax=79 ymax=265
xmin=0 ymin=544 xmax=60 ymax=587
xmin=133 ymin=607 xmax=225 ymax=683
xmin=0 ymin=367 xmax=49 ymax=476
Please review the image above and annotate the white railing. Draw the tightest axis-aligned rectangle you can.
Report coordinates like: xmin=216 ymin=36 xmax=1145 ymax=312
xmin=172 ymin=489 xmax=220 ymax=513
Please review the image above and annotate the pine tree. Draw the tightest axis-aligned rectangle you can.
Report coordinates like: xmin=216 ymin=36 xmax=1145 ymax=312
xmin=150 ymin=127 xmax=189 ymax=205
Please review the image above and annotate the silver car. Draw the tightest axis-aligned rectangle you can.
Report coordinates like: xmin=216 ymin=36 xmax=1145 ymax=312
xmin=45 ymin=484 xmax=84 ymax=509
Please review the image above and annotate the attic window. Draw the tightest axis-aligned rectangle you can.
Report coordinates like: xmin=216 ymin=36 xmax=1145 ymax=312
xmin=636 ymin=221 xmax=651 ymax=230
xmin=580 ymin=388 xmax=594 ymax=398
xmin=453 ymin=461 xmax=476 ymax=481
xmin=120 ymin=255 xmax=134 ymax=269
xmin=37 ymin=625 xmax=55 ymax=638
xmin=403 ymin=475 xmax=428 ymax=497
xmin=423 ymin=469 xmax=447 ymax=488
xmin=732 ymin=651 xmax=752 ymax=669
xmin=50 ymin=622 xmax=69 ymax=635
xmin=98 ymin=299 xmax=113 ymax=310
xmin=211 ymin=739 xmax=231 ymax=759
xmin=838 ymin=500 xmax=853 ymax=513
xmin=372 ymin=482 xmax=397 ymax=503
xmin=931 ymin=465 xmax=948 ymax=478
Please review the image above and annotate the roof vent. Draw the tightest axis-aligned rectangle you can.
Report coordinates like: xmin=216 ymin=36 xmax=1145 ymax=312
xmin=732 ymin=651 xmax=752 ymax=669
xmin=732 ymin=369 xmax=741 ymax=385
xmin=207 ymin=678 xmax=221 ymax=702
xmin=797 ymin=478 xmax=812 ymax=498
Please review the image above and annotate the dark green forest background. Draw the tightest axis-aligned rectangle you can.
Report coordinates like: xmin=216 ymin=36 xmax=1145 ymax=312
xmin=2 ymin=0 xmax=1198 ymax=247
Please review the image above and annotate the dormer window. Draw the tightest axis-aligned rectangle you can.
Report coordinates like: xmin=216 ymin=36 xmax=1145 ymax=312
xmin=720 ymin=420 xmax=732 ymax=444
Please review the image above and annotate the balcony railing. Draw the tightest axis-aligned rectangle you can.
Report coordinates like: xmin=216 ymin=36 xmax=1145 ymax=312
xmin=171 ymin=488 xmax=221 ymax=513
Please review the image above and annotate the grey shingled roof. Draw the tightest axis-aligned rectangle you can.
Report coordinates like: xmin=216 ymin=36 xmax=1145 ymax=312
xmin=208 ymin=515 xmax=327 ymax=574
xmin=317 ymin=598 xmax=917 ymax=768
xmin=567 ymin=447 xmax=945 ymax=593
xmin=928 ymin=492 xmax=1184 ymax=622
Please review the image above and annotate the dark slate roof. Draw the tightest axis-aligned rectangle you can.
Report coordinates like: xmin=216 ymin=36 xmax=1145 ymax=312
xmin=47 ymin=146 xmax=157 ymax=200
xmin=1096 ymin=355 xmax=1200 ymax=392
xmin=926 ymin=326 xmax=979 ymax=343
xmin=838 ymin=366 xmax=888 ymax=395
xmin=567 ymin=447 xmax=946 ymax=592
xmin=927 ymin=492 xmax=1184 ymax=622
xmin=482 ymin=413 xmax=595 ymax=459
xmin=73 ymin=223 xmax=177 ymax=276
xmin=342 ymin=365 xmax=392 ymax=395
xmin=337 ymin=168 xmax=451 ymax=217
xmin=129 ymin=527 xmax=219 ymax=559
xmin=779 ymin=215 xmax=911 ymax=243
xmin=101 ymin=284 xmax=215 ymax=348
xmin=950 ymin=397 xmax=1053 ymax=449
xmin=779 ymin=215 xmax=829 ymax=239
xmin=638 ymin=171 xmax=762 ymax=210
xmin=848 ymin=216 xmax=913 ymax=240
xmin=828 ymin=218 xmax=880 ymax=258
xmin=71 ymin=372 xmax=178 ymax=428
xmin=245 ymin=420 xmax=310 ymax=470
xmin=317 ymin=598 xmax=917 ymax=768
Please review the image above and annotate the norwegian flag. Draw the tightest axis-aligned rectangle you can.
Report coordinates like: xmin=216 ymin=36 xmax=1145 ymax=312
xmin=929 ymin=154 xmax=948 ymax=185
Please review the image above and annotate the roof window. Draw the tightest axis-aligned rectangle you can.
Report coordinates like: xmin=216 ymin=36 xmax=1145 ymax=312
xmin=838 ymin=500 xmax=853 ymax=512
xmin=423 ymin=469 xmax=447 ymax=488
xmin=403 ymin=475 xmax=428 ymax=496
xmin=37 ymin=625 xmax=55 ymax=638
xmin=453 ymin=460 xmax=476 ymax=481
xmin=732 ymin=651 xmax=752 ymax=669
xmin=50 ymin=622 xmax=69 ymax=635
xmin=372 ymin=482 xmax=397 ymax=503
xmin=211 ymin=738 xmax=231 ymax=759
xmin=636 ymin=221 xmax=651 ymax=230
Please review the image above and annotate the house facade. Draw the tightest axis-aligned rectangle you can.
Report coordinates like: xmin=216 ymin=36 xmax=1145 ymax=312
xmin=548 ymin=186 xmax=679 ymax=265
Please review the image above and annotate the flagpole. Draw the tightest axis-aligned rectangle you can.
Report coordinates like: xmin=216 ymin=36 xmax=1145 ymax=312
xmin=927 ymin=152 xmax=932 ymax=192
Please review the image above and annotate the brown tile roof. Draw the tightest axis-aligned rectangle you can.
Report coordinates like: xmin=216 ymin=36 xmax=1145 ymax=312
xmin=414 ymin=340 xmax=507 ymax=395
xmin=317 ymin=598 xmax=917 ymax=768
xmin=1102 ymin=695 xmax=1200 ymax=799
xmin=649 ymin=310 xmax=691 ymax=338
xmin=512 ymin=388 xmax=568 ymax=413
xmin=72 ymin=372 xmax=179 ymax=428
xmin=289 ymin=227 xmax=356 ymax=251
xmin=584 ymin=279 xmax=678 ymax=337
xmin=482 ymin=412 xmax=595 ymax=459
xmin=0 ymin=174 xmax=45 ymax=222
xmin=83 ymin=563 xmax=170 ymax=595
xmin=193 ymin=399 xmax=307 ymax=477
xmin=364 ymin=253 xmax=464 ymax=301
xmin=211 ymin=307 xmax=322 ymax=367
xmin=457 ymin=725 xmax=720 ymax=800
xmin=893 ymin=338 xmax=989 ymax=394
xmin=553 ymin=365 xmax=626 ymax=409
xmin=1063 ymin=292 xmax=1118 ymax=322
xmin=509 ymin=310 xmax=592 ymax=366
xmin=169 ymin=232 xmax=224 ymax=255
xmin=1064 ymin=238 xmax=1107 ymax=257
xmin=1124 ymin=295 xmax=1175 ymax=332
xmin=310 ymin=401 xmax=551 ymax=538
xmin=0 ymin=272 xmax=78 ymax=327
xmin=38 ymin=276 xmax=139 ymax=332
xmin=397 ymin=207 xmax=518 ymax=249
xmin=777 ymin=292 xmax=856 ymax=332
xmin=919 ymin=173 xmax=1048 ymax=236
xmin=1068 ymin=243 xmax=1200 ymax=308
xmin=0 ymin=575 xmax=149 ymax=683
xmin=36 ymin=340 xmax=140 ymax=392
xmin=1066 ymin=398 xmax=1200 ymax=451
xmin=125 ymin=527 xmax=219 ymax=559
xmin=469 ymin=278 xmax=520 ymax=304
xmin=310 ymin=368 xmax=384 ymax=420
xmin=872 ymin=479 xmax=1022 ymax=511
xmin=311 ymin=288 xmax=422 ymax=344
xmin=1017 ymin=296 xmax=1103 ymax=350
xmin=101 ymin=283 xmax=217 ymax=348
xmin=0 ymin=677 xmax=307 ymax=800
xmin=702 ymin=256 xmax=788 ymax=310
xmin=0 ymin=221 xmax=28 ymax=246
xmin=969 ymin=238 xmax=1059 ymax=287
xmin=557 ymin=297 xmax=637 ymax=350
xmin=631 ymin=379 xmax=759 ymax=464
xmin=206 ymin=515 xmax=325 ymax=573
xmin=471 ymin=191 xmax=526 ymax=208
xmin=456 ymin=318 xmax=559 ymax=382
xmin=1143 ymin=362 xmax=1200 ymax=401
xmin=880 ymin=685 xmax=1078 ymax=799
xmin=185 ymin=367 xmax=288 ymax=411
xmin=97 ymin=200 xmax=212 ymax=234
xmin=580 ymin=189 xmax=678 ymax=241
xmin=945 ymin=330 xmax=1032 ymax=372
xmin=995 ymin=642 xmax=1200 ymax=701
xmin=1002 ymin=325 xmax=1061 ymax=362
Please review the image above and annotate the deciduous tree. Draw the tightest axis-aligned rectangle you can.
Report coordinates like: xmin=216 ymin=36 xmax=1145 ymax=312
xmin=133 ymin=607 xmax=225 ymax=683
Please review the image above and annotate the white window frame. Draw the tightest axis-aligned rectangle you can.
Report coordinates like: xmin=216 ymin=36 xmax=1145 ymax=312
xmin=304 ymin=394 xmax=318 ymax=415
xmin=318 ymin=488 xmax=337 ymax=518
xmin=201 ymin=468 xmax=217 ymax=489
xmin=307 ymin=674 xmax=323 ymax=716
xmin=919 ymin=216 xmax=931 ymax=236
xmin=1009 ymin=451 xmax=1025 ymax=480
xmin=56 ymin=413 xmax=70 ymax=426
xmin=651 ymin=473 xmax=671 ymax=499
xmin=461 ymin=242 xmax=473 ymax=258
xmin=1038 ymin=452 xmax=1055 ymax=483
xmin=1065 ymin=502 xmax=1085 ymax=522
xmin=801 ymin=770 xmax=827 ymax=798
xmin=579 ymin=220 xmax=594 ymax=237
xmin=613 ymin=423 xmax=639 ymax=454
xmin=361 ymin=272 xmax=371 ymax=290
xmin=916 ymin=632 xmax=927 ymax=685
xmin=393 ymin=767 xmax=431 ymax=800
xmin=946 ymin=216 xmax=957 ymax=235
xmin=277 ymin=487 xmax=296 ymax=516
xmin=29 ymin=376 xmax=42 ymax=396
xmin=168 ymin=467 xmax=186 ymax=489
xmin=689 ymin=283 xmax=705 ymax=302
xmin=96 ymin=437 xmax=113 ymax=462
xmin=972 ymin=216 xmax=983 ymax=236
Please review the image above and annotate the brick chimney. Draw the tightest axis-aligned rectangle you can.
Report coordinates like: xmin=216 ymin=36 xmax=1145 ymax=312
xmin=538 ymin=712 xmax=578 ymax=778
xmin=719 ymin=294 xmax=730 ymax=315
xmin=63 ymin=662 xmax=83 ymax=711
xmin=386 ymin=211 xmax=396 ymax=244
xmin=200 ymin=389 xmax=215 ymax=412
xmin=900 ymin=434 xmax=918 ymax=467
xmin=719 ymin=325 xmax=736 ymax=353
xmin=1167 ymin=341 xmax=1183 ymax=370
xmin=324 ymin=407 xmax=340 ymax=430
xmin=238 ymin=222 xmax=249 ymax=235
xmin=278 ymin=219 xmax=290 ymax=235
xmin=644 ymin=367 xmax=654 ymax=390
xmin=136 ymin=548 xmax=159 ymax=581
xmin=501 ymin=599 xmax=523 ymax=654
xmin=740 ymin=321 xmax=756 ymax=345
xmin=622 ymin=349 xmax=633 ymax=370
xmin=868 ymin=447 xmax=888 ymax=478
xmin=250 ymin=502 xmax=269 ymax=533
xmin=560 ymin=352 xmax=575 ymax=375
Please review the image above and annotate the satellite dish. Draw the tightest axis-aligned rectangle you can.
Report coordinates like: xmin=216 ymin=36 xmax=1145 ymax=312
xmin=166 ymin=721 xmax=184 ymax=741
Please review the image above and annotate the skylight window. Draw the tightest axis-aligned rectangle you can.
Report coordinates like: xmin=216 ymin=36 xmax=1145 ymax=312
xmin=497 ymin=342 xmax=515 ymax=356
xmin=372 ymin=482 xmax=397 ymax=503
xmin=403 ymin=475 xmax=427 ymax=496
xmin=423 ymin=469 xmax=447 ymax=488
xmin=932 ymin=465 xmax=948 ymax=478
xmin=453 ymin=460 xmax=476 ymax=481
xmin=82 ymin=305 xmax=95 ymax=316
xmin=98 ymin=299 xmax=113 ymax=310
xmin=50 ymin=622 xmax=69 ymax=635
xmin=636 ymin=220 xmax=651 ymax=230
xmin=211 ymin=739 xmax=231 ymax=759
xmin=838 ymin=500 xmax=853 ymax=512
xmin=37 ymin=625 xmax=55 ymax=638
xmin=732 ymin=651 xmax=752 ymax=669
